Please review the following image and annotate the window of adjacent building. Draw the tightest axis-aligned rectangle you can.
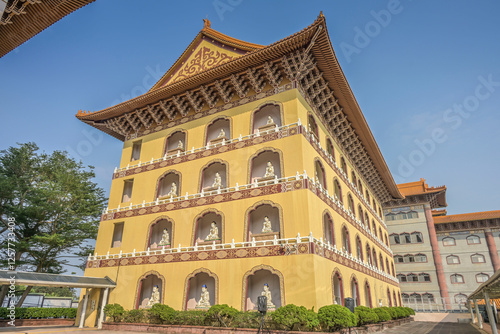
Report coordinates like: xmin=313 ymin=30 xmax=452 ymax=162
xmin=397 ymin=274 xmax=406 ymax=282
xmin=401 ymin=233 xmax=411 ymax=244
xmin=406 ymin=274 xmax=418 ymax=282
xmin=442 ymin=237 xmax=456 ymax=246
xmin=131 ymin=141 xmax=142 ymax=162
xmin=111 ymin=222 xmax=124 ymax=248
xmin=410 ymin=293 xmax=422 ymax=302
xmin=471 ymin=253 xmax=486 ymax=263
xmin=467 ymin=235 xmax=481 ymax=245
xmin=446 ymin=255 xmax=460 ymax=264
xmin=422 ymin=293 xmax=434 ymax=302
xmin=450 ymin=274 xmax=464 ymax=284
xmin=418 ymin=273 xmax=431 ymax=282
xmin=407 ymin=211 xmax=418 ymax=219
xmin=404 ymin=254 xmax=415 ymax=263
xmin=411 ymin=232 xmax=423 ymax=243
xmin=415 ymin=254 xmax=427 ymax=262
xmin=476 ymin=273 xmax=489 ymax=283
xmin=390 ymin=234 xmax=400 ymax=245
xmin=454 ymin=294 xmax=467 ymax=304
xmin=394 ymin=255 xmax=403 ymax=263
xmin=122 ymin=179 xmax=134 ymax=203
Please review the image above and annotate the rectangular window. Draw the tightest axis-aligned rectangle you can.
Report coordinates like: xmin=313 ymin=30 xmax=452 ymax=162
xmin=122 ymin=179 xmax=134 ymax=203
xmin=131 ymin=141 xmax=142 ymax=161
xmin=111 ymin=222 xmax=124 ymax=248
xmin=447 ymin=256 xmax=460 ymax=264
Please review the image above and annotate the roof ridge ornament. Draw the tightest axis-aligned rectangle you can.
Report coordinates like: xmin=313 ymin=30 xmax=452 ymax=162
xmin=203 ymin=18 xmax=211 ymax=30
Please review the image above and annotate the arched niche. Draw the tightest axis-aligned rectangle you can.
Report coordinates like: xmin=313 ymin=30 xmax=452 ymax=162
xmin=157 ymin=171 xmax=180 ymax=199
xmin=184 ymin=270 xmax=217 ymax=310
xmin=244 ymin=268 xmax=283 ymax=311
xmin=147 ymin=218 xmax=173 ymax=249
xmin=193 ymin=210 xmax=223 ymax=245
xmin=206 ymin=118 xmax=230 ymax=145
xmin=247 ymin=203 xmax=281 ymax=241
xmin=323 ymin=212 xmax=334 ymax=245
xmin=333 ymin=179 xmax=343 ymax=204
xmin=314 ymin=159 xmax=327 ymax=189
xmin=308 ymin=113 xmax=319 ymax=139
xmin=200 ymin=161 xmax=227 ymax=192
xmin=135 ymin=272 xmax=164 ymax=309
xmin=332 ymin=270 xmax=343 ymax=306
xmin=351 ymin=276 xmax=359 ymax=307
xmin=326 ymin=138 xmax=335 ymax=160
xmin=165 ymin=130 xmax=186 ymax=155
xmin=249 ymin=149 xmax=282 ymax=183
xmin=364 ymin=281 xmax=372 ymax=307
xmin=252 ymin=103 xmax=282 ymax=133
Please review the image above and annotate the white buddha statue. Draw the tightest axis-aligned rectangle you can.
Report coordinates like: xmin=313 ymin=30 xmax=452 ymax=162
xmin=147 ymin=285 xmax=160 ymax=307
xmin=177 ymin=140 xmax=184 ymax=150
xmin=264 ymin=161 xmax=275 ymax=178
xmin=205 ymin=222 xmax=220 ymax=241
xmin=158 ymin=228 xmax=170 ymax=246
xmin=261 ymin=283 xmax=275 ymax=309
xmin=196 ymin=284 xmax=210 ymax=308
xmin=267 ymin=115 xmax=274 ymax=125
xmin=262 ymin=216 xmax=273 ymax=233
xmin=217 ymin=128 xmax=226 ymax=139
xmin=167 ymin=182 xmax=177 ymax=197
xmin=212 ymin=172 xmax=222 ymax=188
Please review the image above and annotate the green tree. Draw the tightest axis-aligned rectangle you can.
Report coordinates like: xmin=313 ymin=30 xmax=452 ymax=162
xmin=0 ymin=143 xmax=106 ymax=306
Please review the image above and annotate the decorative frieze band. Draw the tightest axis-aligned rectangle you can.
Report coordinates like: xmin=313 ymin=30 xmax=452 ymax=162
xmin=86 ymin=237 xmax=398 ymax=287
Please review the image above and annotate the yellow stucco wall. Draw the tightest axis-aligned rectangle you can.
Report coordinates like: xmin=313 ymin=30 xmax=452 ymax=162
xmin=83 ymin=88 xmax=400 ymax=327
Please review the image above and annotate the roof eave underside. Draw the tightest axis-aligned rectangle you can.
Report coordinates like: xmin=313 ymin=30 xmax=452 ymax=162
xmin=76 ymin=16 xmax=403 ymax=200
xmin=469 ymin=269 xmax=500 ymax=300
xmin=0 ymin=0 xmax=95 ymax=58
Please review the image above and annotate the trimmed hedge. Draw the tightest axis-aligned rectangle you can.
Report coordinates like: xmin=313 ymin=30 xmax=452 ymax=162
xmin=354 ymin=306 xmax=379 ymax=326
xmin=0 ymin=307 xmax=77 ymax=319
xmin=104 ymin=303 xmax=411 ymax=331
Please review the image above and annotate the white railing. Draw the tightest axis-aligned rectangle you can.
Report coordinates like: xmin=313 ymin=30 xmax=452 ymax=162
xmin=115 ymin=122 xmax=299 ymax=173
xmin=113 ymin=120 xmax=387 ymax=227
xmin=89 ymin=232 xmax=398 ymax=283
xmin=103 ymin=171 xmax=392 ymax=255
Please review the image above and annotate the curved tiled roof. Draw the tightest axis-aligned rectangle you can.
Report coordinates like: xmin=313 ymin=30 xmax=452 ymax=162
xmin=75 ymin=13 xmax=403 ymax=200
xmin=434 ymin=210 xmax=500 ymax=224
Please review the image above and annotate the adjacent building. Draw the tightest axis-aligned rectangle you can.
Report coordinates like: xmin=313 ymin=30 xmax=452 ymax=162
xmin=384 ymin=178 xmax=500 ymax=310
xmin=77 ymin=15 xmax=403 ymax=327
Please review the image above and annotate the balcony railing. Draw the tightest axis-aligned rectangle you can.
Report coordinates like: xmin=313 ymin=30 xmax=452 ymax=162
xmin=89 ymin=232 xmax=398 ymax=284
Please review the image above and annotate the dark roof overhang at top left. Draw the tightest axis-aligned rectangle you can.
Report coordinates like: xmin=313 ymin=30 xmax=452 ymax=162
xmin=0 ymin=0 xmax=95 ymax=58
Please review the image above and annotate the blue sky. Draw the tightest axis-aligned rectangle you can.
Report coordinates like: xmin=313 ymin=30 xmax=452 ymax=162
xmin=1 ymin=0 xmax=499 ymax=218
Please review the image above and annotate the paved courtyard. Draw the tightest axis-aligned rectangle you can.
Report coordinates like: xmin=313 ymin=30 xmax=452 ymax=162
xmin=379 ymin=321 xmax=483 ymax=333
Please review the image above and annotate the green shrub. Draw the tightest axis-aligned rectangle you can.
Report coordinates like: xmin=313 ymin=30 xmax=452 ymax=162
xmin=104 ymin=304 xmax=125 ymax=322
xmin=405 ymin=307 xmax=415 ymax=316
xmin=122 ymin=309 xmax=146 ymax=323
xmin=373 ymin=308 xmax=391 ymax=322
xmin=205 ymin=304 xmax=240 ymax=327
xmin=271 ymin=304 xmax=319 ymax=331
xmin=172 ymin=310 xmax=207 ymax=326
xmin=233 ymin=311 xmax=262 ymax=329
xmin=381 ymin=306 xmax=396 ymax=319
xmin=147 ymin=304 xmax=176 ymax=324
xmin=396 ymin=307 xmax=410 ymax=318
xmin=317 ymin=304 xmax=356 ymax=332
xmin=354 ymin=306 xmax=379 ymax=326
xmin=0 ymin=307 xmax=77 ymax=319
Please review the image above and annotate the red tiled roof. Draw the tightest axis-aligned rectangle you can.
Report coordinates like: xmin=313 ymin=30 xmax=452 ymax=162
xmin=434 ymin=210 xmax=500 ymax=224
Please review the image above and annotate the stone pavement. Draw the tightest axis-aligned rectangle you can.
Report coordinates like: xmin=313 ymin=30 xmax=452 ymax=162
xmin=379 ymin=321 xmax=484 ymax=333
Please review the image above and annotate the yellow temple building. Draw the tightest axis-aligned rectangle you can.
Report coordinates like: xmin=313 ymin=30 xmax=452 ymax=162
xmin=76 ymin=14 xmax=404 ymax=327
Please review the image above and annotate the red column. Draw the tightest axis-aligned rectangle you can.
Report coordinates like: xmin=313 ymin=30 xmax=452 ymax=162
xmin=424 ymin=204 xmax=450 ymax=308
xmin=484 ymin=229 xmax=500 ymax=271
